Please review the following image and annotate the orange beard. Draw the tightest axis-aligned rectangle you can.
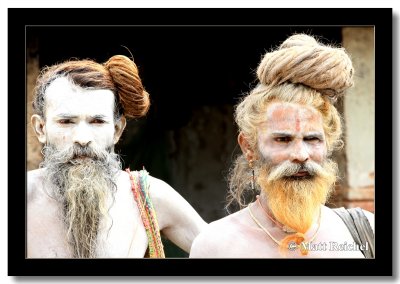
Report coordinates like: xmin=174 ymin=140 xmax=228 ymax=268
xmin=257 ymin=159 xmax=338 ymax=255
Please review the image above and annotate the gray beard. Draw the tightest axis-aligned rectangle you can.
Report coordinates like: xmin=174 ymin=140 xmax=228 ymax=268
xmin=40 ymin=144 xmax=122 ymax=258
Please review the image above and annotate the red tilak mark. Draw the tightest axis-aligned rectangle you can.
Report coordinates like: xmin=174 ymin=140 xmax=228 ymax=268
xmin=295 ymin=118 xmax=300 ymax=132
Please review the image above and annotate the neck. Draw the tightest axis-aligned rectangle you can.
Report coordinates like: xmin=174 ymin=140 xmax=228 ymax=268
xmin=256 ymin=193 xmax=320 ymax=234
xmin=257 ymin=194 xmax=295 ymax=233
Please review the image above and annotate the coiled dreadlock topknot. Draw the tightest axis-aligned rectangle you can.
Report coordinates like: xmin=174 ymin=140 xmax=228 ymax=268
xmin=256 ymin=34 xmax=354 ymax=100
xmin=104 ymin=55 xmax=150 ymax=119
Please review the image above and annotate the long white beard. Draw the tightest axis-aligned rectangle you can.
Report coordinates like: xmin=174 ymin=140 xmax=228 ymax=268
xmin=41 ymin=144 xmax=121 ymax=258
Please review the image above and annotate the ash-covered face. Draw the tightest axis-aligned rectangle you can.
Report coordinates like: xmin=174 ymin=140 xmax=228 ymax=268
xmin=256 ymin=101 xmax=327 ymax=174
xmin=255 ymin=102 xmax=337 ymax=238
xmin=32 ymin=76 xmax=125 ymax=152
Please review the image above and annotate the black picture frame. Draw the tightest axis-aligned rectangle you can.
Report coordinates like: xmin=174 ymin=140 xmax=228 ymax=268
xmin=8 ymin=7 xmax=392 ymax=276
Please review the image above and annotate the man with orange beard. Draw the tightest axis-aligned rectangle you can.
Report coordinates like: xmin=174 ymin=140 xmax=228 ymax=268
xmin=189 ymin=34 xmax=375 ymax=258
xmin=27 ymin=55 xmax=206 ymax=258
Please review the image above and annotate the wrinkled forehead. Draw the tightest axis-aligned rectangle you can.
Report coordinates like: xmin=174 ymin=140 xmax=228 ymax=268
xmin=44 ymin=77 xmax=115 ymax=118
xmin=262 ymin=101 xmax=324 ymax=131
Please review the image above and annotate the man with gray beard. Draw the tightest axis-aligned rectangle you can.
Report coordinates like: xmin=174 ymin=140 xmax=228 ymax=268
xmin=28 ymin=55 xmax=207 ymax=258
xmin=39 ymin=144 xmax=122 ymax=258
xmin=190 ymin=34 xmax=375 ymax=258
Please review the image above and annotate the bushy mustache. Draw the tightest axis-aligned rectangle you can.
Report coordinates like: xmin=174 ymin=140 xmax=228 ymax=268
xmin=40 ymin=143 xmax=121 ymax=193
xmin=41 ymin=143 xmax=115 ymax=166
xmin=266 ymin=160 xmax=328 ymax=182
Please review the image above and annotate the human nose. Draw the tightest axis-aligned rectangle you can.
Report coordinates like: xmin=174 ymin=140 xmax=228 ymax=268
xmin=289 ymin=140 xmax=309 ymax=163
xmin=72 ymin=122 xmax=92 ymax=146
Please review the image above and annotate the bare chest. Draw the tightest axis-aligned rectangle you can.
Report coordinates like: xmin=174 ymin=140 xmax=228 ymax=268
xmin=27 ymin=178 xmax=149 ymax=258
xmin=219 ymin=213 xmax=366 ymax=258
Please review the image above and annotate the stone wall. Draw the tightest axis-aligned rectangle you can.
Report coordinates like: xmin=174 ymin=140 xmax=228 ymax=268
xmin=341 ymin=27 xmax=375 ymax=212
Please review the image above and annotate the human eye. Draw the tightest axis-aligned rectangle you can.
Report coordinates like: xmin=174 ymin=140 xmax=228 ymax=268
xmin=274 ymin=136 xmax=291 ymax=143
xmin=90 ymin=118 xmax=106 ymax=124
xmin=304 ymin=136 xmax=322 ymax=143
xmin=58 ymin=119 xmax=73 ymax=124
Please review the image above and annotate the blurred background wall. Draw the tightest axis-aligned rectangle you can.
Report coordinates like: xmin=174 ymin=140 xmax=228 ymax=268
xmin=26 ymin=25 xmax=375 ymax=256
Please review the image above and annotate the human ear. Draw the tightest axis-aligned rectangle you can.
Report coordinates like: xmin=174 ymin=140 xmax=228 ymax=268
xmin=31 ymin=114 xmax=47 ymax=144
xmin=238 ymin=132 xmax=255 ymax=162
xmin=113 ymin=116 xmax=127 ymax=144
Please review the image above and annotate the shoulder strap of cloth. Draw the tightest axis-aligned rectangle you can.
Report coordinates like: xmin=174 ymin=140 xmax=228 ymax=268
xmin=333 ymin=207 xmax=374 ymax=258
xmin=126 ymin=168 xmax=165 ymax=258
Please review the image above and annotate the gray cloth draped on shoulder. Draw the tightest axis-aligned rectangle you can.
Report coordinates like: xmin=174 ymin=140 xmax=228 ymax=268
xmin=333 ymin=207 xmax=375 ymax=258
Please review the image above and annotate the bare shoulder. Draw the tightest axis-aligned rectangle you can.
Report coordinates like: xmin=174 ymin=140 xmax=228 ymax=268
xmin=190 ymin=209 xmax=248 ymax=258
xmin=146 ymin=175 xmax=188 ymax=210
xmin=209 ymin=208 xmax=251 ymax=229
xmin=121 ymin=170 xmax=173 ymax=198
xmin=116 ymin=170 xmax=174 ymax=201
xmin=27 ymin=168 xmax=44 ymax=186
xmin=27 ymin=168 xmax=46 ymax=202
xmin=147 ymin=175 xmax=175 ymax=199
xmin=115 ymin=169 xmax=135 ymax=191
xmin=146 ymin=175 xmax=198 ymax=222
xmin=115 ymin=170 xmax=174 ymax=212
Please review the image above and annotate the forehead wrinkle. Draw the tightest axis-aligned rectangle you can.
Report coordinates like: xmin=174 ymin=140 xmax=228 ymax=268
xmin=263 ymin=102 xmax=323 ymax=134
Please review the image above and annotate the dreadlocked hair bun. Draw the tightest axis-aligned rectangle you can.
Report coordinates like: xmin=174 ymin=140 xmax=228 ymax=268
xmin=104 ymin=55 xmax=150 ymax=118
xmin=256 ymin=34 xmax=354 ymax=100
